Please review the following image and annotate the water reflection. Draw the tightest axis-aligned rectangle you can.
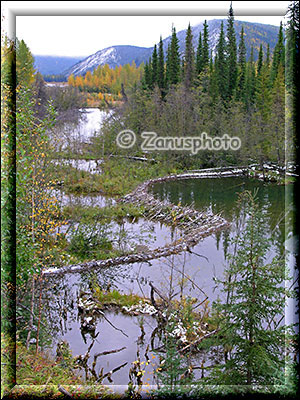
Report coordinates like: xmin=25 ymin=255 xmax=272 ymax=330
xmin=50 ymin=108 xmax=110 ymax=152
xmin=41 ymin=177 xmax=296 ymax=385
xmin=152 ymin=177 xmax=288 ymax=256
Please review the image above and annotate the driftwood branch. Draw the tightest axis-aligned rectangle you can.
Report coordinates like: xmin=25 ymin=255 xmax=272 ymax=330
xmin=98 ymin=362 xmax=128 ymax=383
xmin=94 ymin=346 xmax=126 ymax=358
xmin=149 ymin=282 xmax=168 ymax=304
xmin=58 ymin=385 xmax=72 ymax=398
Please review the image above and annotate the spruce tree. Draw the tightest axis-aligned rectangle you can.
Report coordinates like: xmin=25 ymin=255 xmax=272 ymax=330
xmin=266 ymin=43 xmax=270 ymax=68
xmin=236 ymin=25 xmax=246 ymax=102
xmin=245 ymin=46 xmax=256 ymax=107
xmin=285 ymin=0 xmax=299 ymax=94
xmin=183 ymin=23 xmax=195 ymax=88
xmin=152 ymin=44 xmax=158 ymax=86
xmin=209 ymin=191 xmax=294 ymax=385
xmin=226 ymin=2 xmax=238 ymax=99
xmin=270 ymin=21 xmax=285 ymax=84
xmin=165 ymin=43 xmax=171 ymax=86
xmin=143 ymin=61 xmax=152 ymax=90
xmin=158 ymin=36 xmax=165 ymax=90
xmin=166 ymin=27 xmax=181 ymax=86
xmin=216 ymin=21 xmax=227 ymax=100
xmin=257 ymin=44 xmax=263 ymax=76
xmin=255 ymin=53 xmax=272 ymax=164
xmin=270 ymin=64 xmax=285 ymax=165
xmin=209 ymin=53 xmax=219 ymax=101
xmin=202 ymin=20 xmax=209 ymax=71
xmin=285 ymin=0 xmax=299 ymax=168
xmin=196 ymin=31 xmax=202 ymax=75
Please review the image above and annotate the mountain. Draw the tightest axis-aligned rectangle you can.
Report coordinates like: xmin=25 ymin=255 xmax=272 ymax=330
xmin=34 ymin=55 xmax=83 ymax=75
xmin=162 ymin=19 xmax=280 ymax=62
xmin=64 ymin=45 xmax=151 ymax=77
xmin=42 ymin=19 xmax=280 ymax=77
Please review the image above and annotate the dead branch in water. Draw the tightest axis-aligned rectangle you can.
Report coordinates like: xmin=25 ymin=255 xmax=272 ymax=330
xmin=179 ymin=329 xmax=220 ymax=353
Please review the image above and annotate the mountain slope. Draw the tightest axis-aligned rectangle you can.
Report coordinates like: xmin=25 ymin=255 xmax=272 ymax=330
xmin=40 ymin=19 xmax=280 ymax=77
xmin=64 ymin=45 xmax=151 ymax=77
xmin=171 ymin=19 xmax=280 ymax=61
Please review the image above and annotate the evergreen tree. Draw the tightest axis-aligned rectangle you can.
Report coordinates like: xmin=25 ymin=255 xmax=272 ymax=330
xmin=166 ymin=27 xmax=181 ymax=86
xmin=266 ymin=43 xmax=270 ymax=67
xmin=226 ymin=3 xmax=238 ymax=98
xmin=216 ymin=21 xmax=227 ymax=100
xmin=270 ymin=21 xmax=285 ymax=84
xmin=236 ymin=25 xmax=247 ymax=102
xmin=270 ymin=65 xmax=285 ymax=165
xmin=183 ymin=23 xmax=195 ymax=88
xmin=285 ymin=0 xmax=299 ymax=94
xmin=165 ymin=43 xmax=171 ymax=85
xmin=201 ymin=20 xmax=209 ymax=71
xmin=254 ymin=55 xmax=272 ymax=165
xmin=209 ymin=191 xmax=294 ymax=385
xmin=196 ymin=31 xmax=202 ymax=75
xmin=143 ymin=61 xmax=152 ymax=89
xmin=245 ymin=46 xmax=256 ymax=107
xmin=152 ymin=44 xmax=158 ymax=86
xmin=285 ymin=0 xmax=299 ymax=167
xmin=257 ymin=44 xmax=263 ymax=76
xmin=158 ymin=36 xmax=165 ymax=90
xmin=209 ymin=53 xmax=219 ymax=101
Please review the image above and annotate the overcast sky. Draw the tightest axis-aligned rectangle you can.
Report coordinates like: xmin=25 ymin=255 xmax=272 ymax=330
xmin=3 ymin=1 xmax=290 ymax=57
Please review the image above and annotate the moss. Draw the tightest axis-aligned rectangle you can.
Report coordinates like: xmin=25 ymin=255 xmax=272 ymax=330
xmin=92 ymin=288 xmax=147 ymax=309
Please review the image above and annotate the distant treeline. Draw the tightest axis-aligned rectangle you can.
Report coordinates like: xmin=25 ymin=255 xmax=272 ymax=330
xmin=43 ymin=74 xmax=67 ymax=82
xmin=67 ymin=62 xmax=143 ymax=95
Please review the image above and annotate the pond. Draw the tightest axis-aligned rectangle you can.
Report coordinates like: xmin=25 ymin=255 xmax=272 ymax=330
xmin=42 ymin=175 xmax=296 ymax=386
xmin=51 ymin=108 xmax=110 ymax=152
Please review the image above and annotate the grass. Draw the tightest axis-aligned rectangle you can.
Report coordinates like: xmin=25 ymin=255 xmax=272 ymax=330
xmin=50 ymin=157 xmax=182 ymax=196
xmin=62 ymin=202 xmax=145 ymax=223
xmin=92 ymin=287 xmax=147 ymax=309
xmin=2 ymin=333 xmax=114 ymax=399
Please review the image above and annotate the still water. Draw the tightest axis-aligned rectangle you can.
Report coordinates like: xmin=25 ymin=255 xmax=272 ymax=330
xmin=51 ymin=108 xmax=110 ymax=152
xmin=42 ymin=176 xmax=296 ymax=385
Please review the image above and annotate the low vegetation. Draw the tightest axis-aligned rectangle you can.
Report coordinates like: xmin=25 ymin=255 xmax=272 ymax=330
xmin=51 ymin=157 xmax=182 ymax=196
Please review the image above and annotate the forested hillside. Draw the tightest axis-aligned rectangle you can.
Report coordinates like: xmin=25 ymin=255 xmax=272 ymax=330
xmin=98 ymin=11 xmax=289 ymax=170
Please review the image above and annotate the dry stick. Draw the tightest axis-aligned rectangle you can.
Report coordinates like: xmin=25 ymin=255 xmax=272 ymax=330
xmin=58 ymin=385 xmax=72 ymax=398
xmin=163 ymin=261 xmax=208 ymax=302
xmin=98 ymin=362 xmax=128 ymax=383
xmin=19 ymin=302 xmax=48 ymax=330
xmin=179 ymin=329 xmax=220 ymax=353
xmin=26 ymin=276 xmax=35 ymax=349
xmin=93 ymin=346 xmax=126 ymax=358
xmin=149 ymin=282 xmax=169 ymax=304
